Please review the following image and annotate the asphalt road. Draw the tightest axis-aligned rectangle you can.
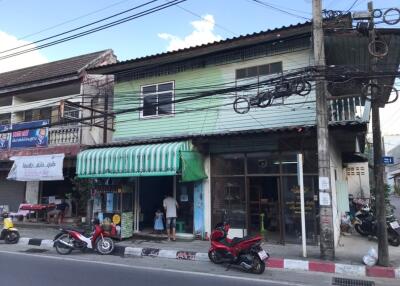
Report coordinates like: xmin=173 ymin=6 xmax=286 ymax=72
xmin=0 ymin=246 xmax=396 ymax=286
xmin=0 ymin=251 xmax=298 ymax=286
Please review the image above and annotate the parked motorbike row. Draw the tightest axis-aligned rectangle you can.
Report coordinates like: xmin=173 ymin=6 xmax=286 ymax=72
xmin=352 ymin=200 xmax=400 ymax=247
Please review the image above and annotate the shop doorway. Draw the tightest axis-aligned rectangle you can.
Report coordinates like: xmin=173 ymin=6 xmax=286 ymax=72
xmin=139 ymin=177 xmax=172 ymax=232
xmin=41 ymin=179 xmax=76 ymax=218
xmin=248 ymin=176 xmax=281 ymax=242
xmin=176 ymin=182 xmax=194 ymax=235
xmin=137 ymin=177 xmax=195 ymax=236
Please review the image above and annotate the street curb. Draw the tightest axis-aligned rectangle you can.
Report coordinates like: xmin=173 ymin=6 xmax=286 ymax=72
xmin=15 ymin=237 xmax=400 ymax=279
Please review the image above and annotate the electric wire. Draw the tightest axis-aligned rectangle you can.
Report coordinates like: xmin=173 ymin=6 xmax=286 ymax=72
xmin=248 ymin=0 xmax=310 ymax=20
xmin=0 ymin=0 xmax=160 ymax=55
xmin=16 ymin=0 xmax=137 ymax=41
xmin=0 ymin=0 xmax=187 ymax=61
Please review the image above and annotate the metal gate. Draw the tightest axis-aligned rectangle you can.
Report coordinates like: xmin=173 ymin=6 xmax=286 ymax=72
xmin=0 ymin=180 xmax=26 ymax=212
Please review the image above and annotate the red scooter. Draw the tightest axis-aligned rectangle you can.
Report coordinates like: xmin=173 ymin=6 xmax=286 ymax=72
xmin=54 ymin=219 xmax=116 ymax=255
xmin=208 ymin=222 xmax=269 ymax=274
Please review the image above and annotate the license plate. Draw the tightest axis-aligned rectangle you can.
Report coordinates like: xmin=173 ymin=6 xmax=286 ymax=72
xmin=258 ymin=250 xmax=269 ymax=260
xmin=390 ymin=221 xmax=400 ymax=229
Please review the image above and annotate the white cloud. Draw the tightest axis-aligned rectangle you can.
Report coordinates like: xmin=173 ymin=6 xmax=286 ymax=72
xmin=158 ymin=14 xmax=222 ymax=51
xmin=0 ymin=31 xmax=48 ymax=73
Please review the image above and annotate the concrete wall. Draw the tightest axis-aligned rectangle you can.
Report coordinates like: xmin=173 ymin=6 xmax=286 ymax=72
xmin=344 ymin=162 xmax=370 ymax=198
xmin=80 ymin=74 xmax=114 ymax=145
xmin=203 ymin=155 xmax=212 ymax=237
xmin=329 ymin=137 xmax=344 ymax=248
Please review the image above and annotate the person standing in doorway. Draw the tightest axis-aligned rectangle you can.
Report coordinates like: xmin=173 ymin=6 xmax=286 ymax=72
xmin=163 ymin=194 xmax=178 ymax=241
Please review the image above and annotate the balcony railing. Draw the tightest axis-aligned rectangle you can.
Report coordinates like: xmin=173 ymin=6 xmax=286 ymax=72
xmin=49 ymin=125 xmax=80 ymax=146
xmin=328 ymin=95 xmax=370 ymax=123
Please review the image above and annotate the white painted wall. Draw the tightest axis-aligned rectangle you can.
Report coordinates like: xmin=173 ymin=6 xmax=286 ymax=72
xmin=344 ymin=162 xmax=370 ymax=198
xmin=203 ymin=155 xmax=212 ymax=238
xmin=329 ymin=137 xmax=343 ymax=248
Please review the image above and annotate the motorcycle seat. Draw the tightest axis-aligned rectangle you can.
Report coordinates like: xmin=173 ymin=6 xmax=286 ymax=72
xmin=231 ymin=237 xmax=246 ymax=246
xmin=220 ymin=235 xmax=259 ymax=247
xmin=63 ymin=227 xmax=86 ymax=234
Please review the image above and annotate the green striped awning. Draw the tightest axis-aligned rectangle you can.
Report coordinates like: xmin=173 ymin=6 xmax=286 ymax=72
xmin=77 ymin=141 xmax=192 ymax=178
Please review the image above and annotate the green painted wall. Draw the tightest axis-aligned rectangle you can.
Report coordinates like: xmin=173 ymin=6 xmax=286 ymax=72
xmin=114 ymin=65 xmax=224 ymax=140
xmin=113 ymin=49 xmax=317 ymax=141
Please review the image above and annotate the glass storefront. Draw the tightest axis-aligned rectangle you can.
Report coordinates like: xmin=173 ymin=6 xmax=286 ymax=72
xmin=282 ymin=176 xmax=318 ymax=244
xmin=212 ymin=176 xmax=246 ymax=229
xmin=211 ymin=151 xmax=318 ymax=244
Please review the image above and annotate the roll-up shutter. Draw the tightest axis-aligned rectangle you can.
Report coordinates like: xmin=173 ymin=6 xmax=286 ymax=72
xmin=0 ymin=180 xmax=26 ymax=212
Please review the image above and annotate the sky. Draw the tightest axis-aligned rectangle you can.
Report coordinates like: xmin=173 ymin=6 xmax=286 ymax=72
xmin=0 ymin=0 xmax=399 ymax=147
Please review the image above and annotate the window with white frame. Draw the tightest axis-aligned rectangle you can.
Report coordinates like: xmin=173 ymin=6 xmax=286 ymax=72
xmin=141 ymin=82 xmax=174 ymax=118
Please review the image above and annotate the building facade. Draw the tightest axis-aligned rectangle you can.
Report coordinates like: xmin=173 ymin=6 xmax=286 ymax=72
xmin=0 ymin=50 xmax=116 ymax=218
xmin=79 ymin=19 xmax=400 ymax=246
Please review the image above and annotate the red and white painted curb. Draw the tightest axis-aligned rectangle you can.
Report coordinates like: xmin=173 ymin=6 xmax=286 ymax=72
xmin=266 ymin=257 xmax=400 ymax=279
xmin=15 ymin=237 xmax=400 ymax=279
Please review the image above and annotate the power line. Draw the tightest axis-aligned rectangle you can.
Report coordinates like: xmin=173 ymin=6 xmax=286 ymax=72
xmin=346 ymin=0 xmax=360 ymax=12
xmin=16 ymin=0 xmax=136 ymax=41
xmin=0 ymin=67 xmax=315 ymax=133
xmin=248 ymin=0 xmax=310 ymax=20
xmin=0 ymin=0 xmax=187 ymax=61
xmin=170 ymin=1 xmax=238 ymax=36
xmin=0 ymin=0 xmax=160 ymax=55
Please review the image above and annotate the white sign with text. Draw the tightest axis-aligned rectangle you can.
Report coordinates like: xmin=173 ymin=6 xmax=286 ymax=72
xmin=7 ymin=154 xmax=64 ymax=181
xmin=319 ymin=176 xmax=330 ymax=190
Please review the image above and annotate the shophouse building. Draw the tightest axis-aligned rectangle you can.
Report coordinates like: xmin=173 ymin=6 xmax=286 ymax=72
xmin=77 ymin=18 xmax=400 ymax=246
xmin=0 ymin=50 xmax=116 ymax=219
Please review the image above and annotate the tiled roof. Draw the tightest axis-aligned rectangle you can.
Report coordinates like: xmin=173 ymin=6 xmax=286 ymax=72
xmin=0 ymin=50 xmax=111 ymax=90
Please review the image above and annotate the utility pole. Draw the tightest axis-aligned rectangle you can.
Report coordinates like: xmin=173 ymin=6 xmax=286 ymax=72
xmin=103 ymin=84 xmax=109 ymax=144
xmin=368 ymin=1 xmax=389 ymax=267
xmin=313 ymin=0 xmax=335 ymax=259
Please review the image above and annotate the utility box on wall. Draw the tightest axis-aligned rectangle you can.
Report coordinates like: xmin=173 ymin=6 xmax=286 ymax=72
xmin=344 ymin=162 xmax=370 ymax=199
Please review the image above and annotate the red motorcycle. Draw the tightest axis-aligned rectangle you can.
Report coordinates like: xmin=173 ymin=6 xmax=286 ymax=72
xmin=208 ymin=222 xmax=269 ymax=274
xmin=54 ymin=219 xmax=116 ymax=255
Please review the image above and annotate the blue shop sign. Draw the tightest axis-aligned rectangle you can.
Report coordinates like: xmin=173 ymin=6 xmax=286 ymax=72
xmin=0 ymin=124 xmax=11 ymax=149
xmin=11 ymin=120 xmax=49 ymax=148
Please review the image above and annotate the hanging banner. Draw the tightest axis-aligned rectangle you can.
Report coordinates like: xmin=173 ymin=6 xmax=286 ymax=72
xmin=11 ymin=120 xmax=49 ymax=148
xmin=0 ymin=124 xmax=10 ymax=149
xmin=7 ymin=154 xmax=64 ymax=181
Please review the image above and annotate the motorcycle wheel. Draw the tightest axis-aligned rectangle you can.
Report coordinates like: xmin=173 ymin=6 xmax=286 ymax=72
xmin=5 ymin=231 xmax=20 ymax=244
xmin=208 ymin=250 xmax=224 ymax=264
xmin=355 ymin=224 xmax=369 ymax=237
xmin=55 ymin=234 xmax=73 ymax=255
xmin=251 ymin=255 xmax=265 ymax=275
xmin=388 ymin=231 xmax=400 ymax=247
xmin=96 ymin=237 xmax=114 ymax=255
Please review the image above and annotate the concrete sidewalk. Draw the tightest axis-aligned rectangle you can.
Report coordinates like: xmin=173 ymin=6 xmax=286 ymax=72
xmin=11 ymin=224 xmax=400 ymax=279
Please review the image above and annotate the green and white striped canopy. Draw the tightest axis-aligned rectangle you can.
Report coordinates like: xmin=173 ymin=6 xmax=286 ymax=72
xmin=77 ymin=141 xmax=191 ymax=178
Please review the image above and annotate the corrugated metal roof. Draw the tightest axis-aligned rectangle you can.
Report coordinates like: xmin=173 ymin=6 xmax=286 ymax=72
xmin=88 ymin=16 xmax=355 ymax=75
xmin=325 ymin=30 xmax=400 ymax=105
xmin=0 ymin=50 xmax=112 ymax=91
xmin=88 ymin=21 xmax=315 ymax=75
xmin=84 ymin=119 xmax=368 ymax=150
xmin=84 ymin=125 xmax=315 ymax=149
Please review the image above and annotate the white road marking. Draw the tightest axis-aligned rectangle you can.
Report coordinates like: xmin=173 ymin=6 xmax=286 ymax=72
xmin=0 ymin=250 xmax=309 ymax=286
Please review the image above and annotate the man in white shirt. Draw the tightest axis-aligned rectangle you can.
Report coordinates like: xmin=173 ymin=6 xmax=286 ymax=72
xmin=163 ymin=194 xmax=179 ymax=241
